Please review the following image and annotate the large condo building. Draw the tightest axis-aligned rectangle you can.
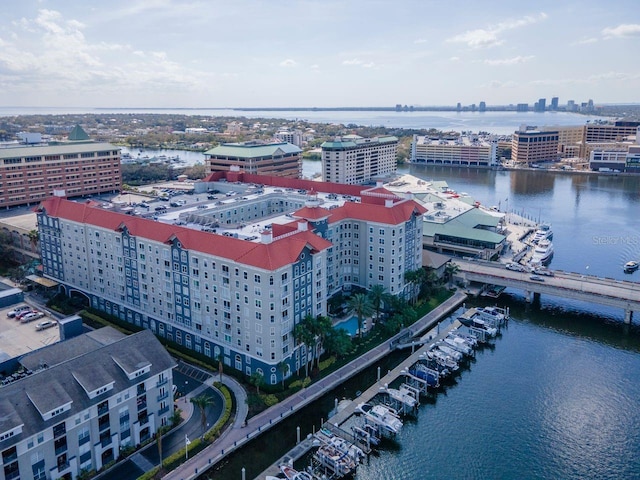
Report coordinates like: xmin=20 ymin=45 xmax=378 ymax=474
xmin=511 ymin=129 xmax=560 ymax=165
xmin=321 ymin=135 xmax=398 ymax=185
xmin=204 ymin=141 xmax=302 ymax=178
xmin=37 ymin=172 xmax=425 ymax=384
xmin=0 ymin=140 xmax=121 ymax=209
xmin=0 ymin=327 xmax=174 ymax=479
xmin=411 ymin=135 xmax=498 ymax=167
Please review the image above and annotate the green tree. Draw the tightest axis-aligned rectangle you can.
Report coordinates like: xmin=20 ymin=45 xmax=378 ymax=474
xmin=27 ymin=229 xmax=39 ymax=249
xmin=190 ymin=394 xmax=215 ymax=438
xmin=215 ymin=353 xmax=224 ymax=382
xmin=324 ymin=328 xmax=351 ymax=358
xmin=368 ymin=284 xmax=387 ymax=323
xmin=404 ymin=268 xmax=426 ymax=303
xmin=444 ymin=262 xmax=460 ymax=288
xmin=346 ymin=293 xmax=373 ymax=339
xmin=293 ymin=315 xmax=316 ymax=377
xmin=249 ymin=371 xmax=264 ymax=395
xmin=277 ymin=361 xmax=289 ymax=390
xmin=313 ymin=315 xmax=334 ymax=369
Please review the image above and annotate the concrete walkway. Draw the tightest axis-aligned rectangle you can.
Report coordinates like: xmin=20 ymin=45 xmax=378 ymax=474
xmin=163 ymin=291 xmax=467 ymax=480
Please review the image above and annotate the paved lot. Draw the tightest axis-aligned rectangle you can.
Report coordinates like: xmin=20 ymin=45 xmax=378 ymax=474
xmin=0 ymin=303 xmax=59 ymax=363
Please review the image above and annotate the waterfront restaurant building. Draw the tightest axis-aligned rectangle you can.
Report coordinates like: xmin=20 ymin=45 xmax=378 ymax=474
xmin=0 ymin=328 xmax=174 ymax=480
xmin=0 ymin=140 xmax=121 ymax=209
xmin=36 ymin=172 xmax=426 ymax=385
xmin=204 ymin=141 xmax=302 ymax=178
xmin=321 ymin=135 xmax=398 ymax=185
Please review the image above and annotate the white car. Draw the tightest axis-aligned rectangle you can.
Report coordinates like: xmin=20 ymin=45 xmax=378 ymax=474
xmin=21 ymin=311 xmax=44 ymax=323
xmin=36 ymin=320 xmax=56 ymax=331
xmin=7 ymin=305 xmax=30 ymax=318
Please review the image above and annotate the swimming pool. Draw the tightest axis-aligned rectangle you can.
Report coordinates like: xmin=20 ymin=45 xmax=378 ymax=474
xmin=334 ymin=315 xmax=366 ymax=336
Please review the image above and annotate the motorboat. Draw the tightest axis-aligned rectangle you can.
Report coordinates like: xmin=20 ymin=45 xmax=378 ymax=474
xmin=316 ymin=428 xmax=365 ymax=462
xmin=435 ymin=344 xmax=464 ymax=362
xmin=444 ymin=336 xmax=473 ymax=356
xmin=409 ymin=363 xmax=440 ymax=387
xmin=530 ymin=239 xmax=554 ymax=265
xmin=427 ymin=349 xmax=459 ymax=372
xmin=380 ymin=384 xmax=419 ymax=409
xmin=450 ymin=330 xmax=478 ymax=347
xmin=476 ymin=307 xmax=507 ymax=326
xmin=422 ymin=356 xmax=451 ymax=378
xmin=532 ymin=223 xmax=553 ymax=243
xmin=314 ymin=444 xmax=358 ymax=476
xmin=457 ymin=315 xmax=498 ymax=337
xmin=356 ymin=402 xmax=403 ymax=434
xmin=280 ymin=464 xmax=314 ymax=480
xmin=624 ymin=261 xmax=639 ymax=273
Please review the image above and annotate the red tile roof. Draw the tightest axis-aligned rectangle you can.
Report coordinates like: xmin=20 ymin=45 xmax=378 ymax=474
xmin=37 ymin=197 xmax=331 ymax=271
xmin=291 ymin=206 xmax=332 ymax=220
xmin=327 ymin=199 xmax=427 ymax=225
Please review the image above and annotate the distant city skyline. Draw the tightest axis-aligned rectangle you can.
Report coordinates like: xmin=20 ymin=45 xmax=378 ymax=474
xmin=0 ymin=1 xmax=638 ymax=108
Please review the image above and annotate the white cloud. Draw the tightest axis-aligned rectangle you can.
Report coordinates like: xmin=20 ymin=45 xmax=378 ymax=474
xmin=279 ymin=58 xmax=297 ymax=67
xmin=449 ymin=56 xmax=460 ymax=62
xmin=310 ymin=64 xmax=320 ymax=70
xmin=484 ymin=55 xmax=534 ymax=66
xmin=571 ymin=37 xmax=598 ymax=46
xmin=447 ymin=12 xmax=547 ymax=49
xmin=487 ymin=80 xmax=518 ymax=88
xmin=602 ymin=24 xmax=640 ymax=38
xmin=414 ymin=38 xmax=427 ymax=44
xmin=342 ymin=58 xmax=364 ymax=65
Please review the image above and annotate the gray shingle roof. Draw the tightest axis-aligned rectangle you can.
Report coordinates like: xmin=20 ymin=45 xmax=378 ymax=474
xmin=0 ymin=328 xmax=175 ymax=445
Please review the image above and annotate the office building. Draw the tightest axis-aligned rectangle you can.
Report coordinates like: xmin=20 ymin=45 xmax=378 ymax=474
xmin=0 ymin=127 xmax=121 ymax=208
xmin=0 ymin=327 xmax=174 ymax=479
xmin=584 ymin=121 xmax=640 ymax=143
xmin=534 ymin=98 xmax=546 ymax=112
xmin=321 ymin=135 xmax=398 ymax=185
xmin=205 ymin=141 xmax=302 ymax=178
xmin=511 ymin=129 xmax=560 ymax=165
xmin=37 ymin=172 xmax=425 ymax=384
xmin=411 ymin=135 xmax=498 ymax=167
xmin=550 ymin=97 xmax=559 ymax=111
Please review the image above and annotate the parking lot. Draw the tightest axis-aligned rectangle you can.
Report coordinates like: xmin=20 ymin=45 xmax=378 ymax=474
xmin=0 ymin=303 xmax=59 ymax=361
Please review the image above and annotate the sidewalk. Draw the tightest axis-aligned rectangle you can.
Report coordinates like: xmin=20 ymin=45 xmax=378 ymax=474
xmin=163 ymin=291 xmax=467 ymax=480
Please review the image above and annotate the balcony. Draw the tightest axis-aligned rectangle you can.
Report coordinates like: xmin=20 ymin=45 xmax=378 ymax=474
xmin=157 ymin=391 xmax=169 ymax=402
xmin=158 ymin=406 xmax=170 ymax=415
xmin=156 ymin=377 xmax=168 ymax=388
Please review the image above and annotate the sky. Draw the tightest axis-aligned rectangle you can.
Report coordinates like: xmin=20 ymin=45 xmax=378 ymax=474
xmin=0 ymin=0 xmax=638 ymax=108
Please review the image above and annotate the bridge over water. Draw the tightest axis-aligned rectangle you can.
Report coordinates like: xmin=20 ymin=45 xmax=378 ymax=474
xmin=456 ymin=259 xmax=640 ymax=323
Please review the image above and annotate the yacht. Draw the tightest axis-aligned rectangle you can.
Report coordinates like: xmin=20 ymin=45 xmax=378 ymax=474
xmin=532 ymin=223 xmax=553 ymax=243
xmin=444 ymin=336 xmax=473 ymax=356
xmin=530 ymin=239 xmax=554 ymax=265
xmin=279 ymin=464 xmax=314 ymax=480
xmin=356 ymin=402 xmax=403 ymax=434
xmin=380 ymin=384 xmax=419 ymax=409
xmin=624 ymin=261 xmax=639 ymax=273
xmin=427 ymin=349 xmax=459 ymax=372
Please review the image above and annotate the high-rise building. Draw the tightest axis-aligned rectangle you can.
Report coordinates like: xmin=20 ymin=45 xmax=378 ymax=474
xmin=550 ymin=97 xmax=559 ymax=111
xmin=321 ymin=135 xmax=398 ymax=185
xmin=534 ymin=98 xmax=547 ymax=112
xmin=516 ymin=103 xmax=529 ymax=112
xmin=205 ymin=141 xmax=302 ymax=178
xmin=37 ymin=172 xmax=425 ymax=384
xmin=511 ymin=129 xmax=560 ymax=165
xmin=478 ymin=102 xmax=487 ymax=112
xmin=0 ymin=327 xmax=174 ymax=478
xmin=0 ymin=126 xmax=121 ymax=208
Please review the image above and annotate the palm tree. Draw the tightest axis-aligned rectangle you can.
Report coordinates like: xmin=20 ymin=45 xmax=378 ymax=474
xmin=346 ymin=293 xmax=373 ymax=339
xmin=444 ymin=262 xmax=460 ymax=288
xmin=190 ymin=394 xmax=215 ymax=438
xmin=215 ymin=353 xmax=224 ymax=382
xmin=27 ymin=229 xmax=39 ymax=250
xmin=249 ymin=371 xmax=264 ymax=395
xmin=277 ymin=361 xmax=289 ymax=390
xmin=293 ymin=316 xmax=316 ymax=377
xmin=314 ymin=315 xmax=334 ymax=369
xmin=368 ymin=284 xmax=387 ymax=323
xmin=404 ymin=268 xmax=426 ymax=303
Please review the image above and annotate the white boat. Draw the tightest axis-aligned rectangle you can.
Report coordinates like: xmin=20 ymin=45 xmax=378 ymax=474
xmin=314 ymin=444 xmax=358 ymax=476
xmin=444 ymin=336 xmax=473 ymax=356
xmin=427 ymin=349 xmax=459 ymax=371
xmin=436 ymin=344 xmax=464 ymax=362
xmin=624 ymin=261 xmax=639 ymax=273
xmin=476 ymin=306 xmax=507 ymax=326
xmin=532 ymin=223 xmax=553 ymax=243
xmin=356 ymin=402 xmax=403 ymax=434
xmin=380 ymin=384 xmax=418 ymax=409
xmin=279 ymin=464 xmax=314 ymax=480
xmin=316 ymin=428 xmax=365 ymax=462
xmin=450 ymin=330 xmax=478 ymax=347
xmin=530 ymin=239 xmax=554 ymax=265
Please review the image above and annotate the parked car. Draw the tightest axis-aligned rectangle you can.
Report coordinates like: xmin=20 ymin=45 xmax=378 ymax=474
xmin=529 ymin=275 xmax=545 ymax=282
xmin=7 ymin=305 xmax=30 ymax=318
xmin=533 ymin=268 xmax=554 ymax=277
xmin=36 ymin=320 xmax=56 ymax=331
xmin=21 ymin=311 xmax=44 ymax=323
xmin=15 ymin=309 xmax=34 ymax=320
xmin=154 ymin=205 xmax=167 ymax=211
xmin=505 ymin=263 xmax=526 ymax=272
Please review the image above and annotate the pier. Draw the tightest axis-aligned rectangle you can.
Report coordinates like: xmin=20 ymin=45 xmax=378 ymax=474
xmin=456 ymin=259 xmax=640 ymax=323
xmin=164 ymin=292 xmax=467 ymax=480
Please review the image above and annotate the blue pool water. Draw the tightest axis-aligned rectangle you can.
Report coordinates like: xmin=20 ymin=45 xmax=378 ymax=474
xmin=334 ymin=316 xmax=360 ymax=336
